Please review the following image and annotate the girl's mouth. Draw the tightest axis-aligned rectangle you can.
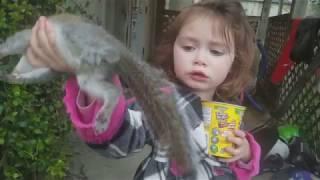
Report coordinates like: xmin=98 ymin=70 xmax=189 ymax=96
xmin=189 ymin=71 xmax=208 ymax=81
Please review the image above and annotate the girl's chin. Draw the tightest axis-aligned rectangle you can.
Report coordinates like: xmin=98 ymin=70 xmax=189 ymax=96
xmin=184 ymin=80 xmax=211 ymax=91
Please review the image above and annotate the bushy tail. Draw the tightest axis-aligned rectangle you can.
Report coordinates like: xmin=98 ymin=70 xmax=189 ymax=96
xmin=116 ymin=51 xmax=197 ymax=175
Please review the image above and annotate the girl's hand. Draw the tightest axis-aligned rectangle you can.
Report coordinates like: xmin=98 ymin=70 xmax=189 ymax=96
xmin=219 ymin=130 xmax=251 ymax=163
xmin=27 ymin=16 xmax=73 ymax=72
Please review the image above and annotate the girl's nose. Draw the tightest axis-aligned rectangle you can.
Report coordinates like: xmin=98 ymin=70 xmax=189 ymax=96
xmin=193 ymin=49 xmax=208 ymax=67
xmin=193 ymin=60 xmax=207 ymax=67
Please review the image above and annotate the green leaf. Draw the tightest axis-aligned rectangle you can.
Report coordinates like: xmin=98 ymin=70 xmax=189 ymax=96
xmin=33 ymin=129 xmax=42 ymax=134
xmin=12 ymin=86 xmax=21 ymax=96
xmin=0 ymin=0 xmax=80 ymax=178
xmin=0 ymin=138 xmax=5 ymax=145
xmin=18 ymin=121 xmax=27 ymax=128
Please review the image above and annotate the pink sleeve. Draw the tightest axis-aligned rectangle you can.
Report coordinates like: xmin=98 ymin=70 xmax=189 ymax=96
xmin=63 ymin=76 xmax=127 ymax=144
xmin=229 ymin=132 xmax=261 ymax=180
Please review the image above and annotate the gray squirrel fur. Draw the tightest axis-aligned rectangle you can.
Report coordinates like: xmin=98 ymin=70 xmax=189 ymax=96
xmin=0 ymin=14 xmax=199 ymax=175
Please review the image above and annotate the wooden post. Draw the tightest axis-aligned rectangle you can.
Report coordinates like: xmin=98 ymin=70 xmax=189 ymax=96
xmin=278 ymin=0 xmax=284 ymax=15
xmin=113 ymin=0 xmax=129 ymax=43
xmin=149 ymin=0 xmax=160 ymax=60
xmin=290 ymin=0 xmax=307 ymax=18
xmin=125 ymin=0 xmax=156 ymax=61
xmin=103 ymin=0 xmax=116 ymax=34
xmin=256 ymin=0 xmax=272 ymax=44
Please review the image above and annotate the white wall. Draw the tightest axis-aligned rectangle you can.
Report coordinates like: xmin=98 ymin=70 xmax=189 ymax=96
xmin=242 ymin=1 xmax=291 ymax=17
xmin=306 ymin=0 xmax=320 ymax=17
xmin=164 ymin=0 xmax=292 ymax=17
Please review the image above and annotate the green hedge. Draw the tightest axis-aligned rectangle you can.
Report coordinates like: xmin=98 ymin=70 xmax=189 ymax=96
xmin=0 ymin=0 xmax=72 ymax=179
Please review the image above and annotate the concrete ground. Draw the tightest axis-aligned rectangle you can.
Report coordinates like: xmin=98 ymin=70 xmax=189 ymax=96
xmin=66 ymin=132 xmax=151 ymax=180
xmin=65 ymin=134 xmax=274 ymax=180
xmin=64 ymin=104 xmax=271 ymax=180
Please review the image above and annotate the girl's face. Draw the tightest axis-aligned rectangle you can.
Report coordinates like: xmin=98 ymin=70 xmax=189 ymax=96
xmin=173 ymin=16 xmax=235 ymax=100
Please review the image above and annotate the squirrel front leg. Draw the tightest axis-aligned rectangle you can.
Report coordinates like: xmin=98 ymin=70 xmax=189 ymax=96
xmin=77 ymin=73 xmax=120 ymax=134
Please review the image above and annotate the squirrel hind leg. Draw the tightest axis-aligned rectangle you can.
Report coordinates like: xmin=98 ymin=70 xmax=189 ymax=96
xmin=0 ymin=55 xmax=54 ymax=84
xmin=5 ymin=68 xmax=53 ymax=84
xmin=0 ymin=30 xmax=31 ymax=59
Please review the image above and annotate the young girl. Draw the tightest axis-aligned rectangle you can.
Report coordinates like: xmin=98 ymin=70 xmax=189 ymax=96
xmin=27 ymin=0 xmax=261 ymax=179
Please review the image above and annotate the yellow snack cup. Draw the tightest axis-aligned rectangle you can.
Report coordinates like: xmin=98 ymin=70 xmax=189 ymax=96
xmin=202 ymin=101 xmax=246 ymax=158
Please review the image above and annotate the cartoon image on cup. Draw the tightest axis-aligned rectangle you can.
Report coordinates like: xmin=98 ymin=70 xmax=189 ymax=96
xmin=202 ymin=101 xmax=246 ymax=158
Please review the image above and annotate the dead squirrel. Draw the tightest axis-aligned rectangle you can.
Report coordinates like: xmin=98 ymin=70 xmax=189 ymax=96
xmin=0 ymin=13 xmax=199 ymax=175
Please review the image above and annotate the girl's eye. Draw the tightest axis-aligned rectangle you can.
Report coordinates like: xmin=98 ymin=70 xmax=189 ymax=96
xmin=182 ymin=46 xmax=195 ymax=52
xmin=210 ymin=49 xmax=224 ymax=56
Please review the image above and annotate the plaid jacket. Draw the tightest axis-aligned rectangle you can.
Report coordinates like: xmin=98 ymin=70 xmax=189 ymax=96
xmin=63 ymin=76 xmax=260 ymax=180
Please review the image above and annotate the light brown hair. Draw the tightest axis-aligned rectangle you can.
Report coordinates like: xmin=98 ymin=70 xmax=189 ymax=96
xmin=153 ymin=0 xmax=256 ymax=101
